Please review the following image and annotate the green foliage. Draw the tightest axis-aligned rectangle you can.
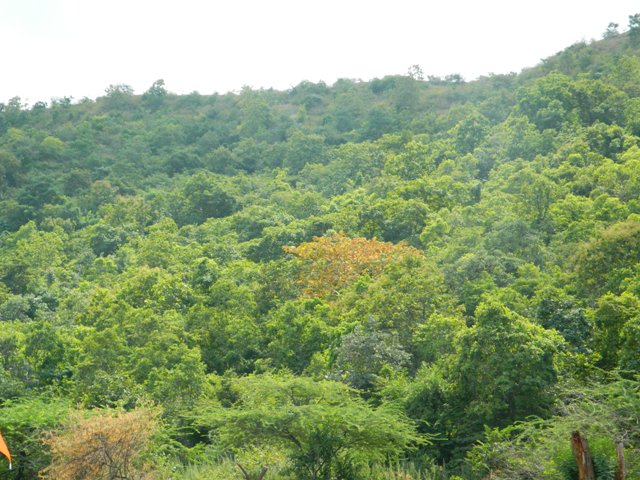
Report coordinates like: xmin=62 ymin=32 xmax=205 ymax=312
xmin=591 ymin=292 xmax=640 ymax=369
xmin=536 ymin=295 xmax=593 ymax=353
xmin=333 ymin=323 xmax=411 ymax=389
xmin=263 ymin=300 xmax=332 ymax=373
xmin=196 ymin=374 xmax=424 ymax=479
xmin=0 ymin=31 xmax=640 ymax=477
xmin=466 ymin=378 xmax=640 ymax=479
xmin=573 ymin=219 xmax=640 ymax=298
xmin=176 ymin=172 xmax=239 ymax=224
xmin=282 ymin=131 xmax=327 ymax=173
xmin=451 ymin=298 xmax=563 ymax=434
xmin=142 ymin=79 xmax=168 ymax=111
xmin=553 ymin=437 xmax=616 ymax=480
xmin=629 ymin=13 xmax=640 ymax=46
xmin=0 ymin=397 xmax=70 ymax=479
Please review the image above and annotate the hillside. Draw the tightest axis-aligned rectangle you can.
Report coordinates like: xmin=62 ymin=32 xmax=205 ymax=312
xmin=1 ymin=27 xmax=640 ymax=480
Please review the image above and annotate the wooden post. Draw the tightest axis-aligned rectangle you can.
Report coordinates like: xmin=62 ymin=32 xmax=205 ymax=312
xmin=571 ymin=431 xmax=595 ymax=480
xmin=615 ymin=440 xmax=625 ymax=480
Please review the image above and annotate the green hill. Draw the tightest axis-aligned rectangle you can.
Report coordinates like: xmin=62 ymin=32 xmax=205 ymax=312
xmin=1 ymin=23 xmax=639 ymax=480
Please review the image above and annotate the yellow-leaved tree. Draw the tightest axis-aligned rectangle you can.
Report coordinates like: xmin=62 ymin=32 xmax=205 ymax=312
xmin=283 ymin=232 xmax=421 ymax=298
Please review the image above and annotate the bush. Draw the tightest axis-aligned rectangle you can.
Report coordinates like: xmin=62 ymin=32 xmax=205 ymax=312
xmin=41 ymin=408 xmax=159 ymax=480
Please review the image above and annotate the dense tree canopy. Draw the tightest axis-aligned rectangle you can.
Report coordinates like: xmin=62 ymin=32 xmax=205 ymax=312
xmin=1 ymin=23 xmax=640 ymax=480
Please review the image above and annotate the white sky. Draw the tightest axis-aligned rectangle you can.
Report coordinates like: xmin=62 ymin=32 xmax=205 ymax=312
xmin=1 ymin=0 xmax=638 ymax=104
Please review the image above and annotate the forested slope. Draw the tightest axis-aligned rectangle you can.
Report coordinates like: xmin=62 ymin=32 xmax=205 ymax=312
xmin=1 ymin=25 xmax=640 ymax=480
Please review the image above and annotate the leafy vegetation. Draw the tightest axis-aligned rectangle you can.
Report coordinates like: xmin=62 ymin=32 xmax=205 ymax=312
xmin=1 ymin=17 xmax=640 ymax=480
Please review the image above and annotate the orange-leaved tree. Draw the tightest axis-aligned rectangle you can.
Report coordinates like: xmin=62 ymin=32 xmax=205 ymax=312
xmin=40 ymin=408 xmax=159 ymax=480
xmin=283 ymin=232 xmax=421 ymax=298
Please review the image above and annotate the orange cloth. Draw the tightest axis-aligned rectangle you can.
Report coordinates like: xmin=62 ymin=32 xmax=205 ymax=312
xmin=0 ymin=432 xmax=11 ymax=469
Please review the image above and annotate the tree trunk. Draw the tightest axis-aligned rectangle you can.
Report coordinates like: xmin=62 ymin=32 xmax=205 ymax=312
xmin=236 ymin=463 xmax=268 ymax=480
xmin=571 ymin=431 xmax=595 ymax=480
xmin=236 ymin=463 xmax=250 ymax=480
xmin=615 ymin=440 xmax=625 ymax=480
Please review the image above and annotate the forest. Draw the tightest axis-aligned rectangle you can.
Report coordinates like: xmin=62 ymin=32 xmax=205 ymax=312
xmin=1 ymin=17 xmax=640 ymax=480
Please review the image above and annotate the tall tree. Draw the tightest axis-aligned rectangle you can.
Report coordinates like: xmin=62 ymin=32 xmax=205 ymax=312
xmin=451 ymin=298 xmax=563 ymax=436
xmin=196 ymin=374 xmax=423 ymax=479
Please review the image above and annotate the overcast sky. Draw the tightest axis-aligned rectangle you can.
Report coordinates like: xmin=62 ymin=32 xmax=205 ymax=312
xmin=1 ymin=1 xmax=638 ymax=104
